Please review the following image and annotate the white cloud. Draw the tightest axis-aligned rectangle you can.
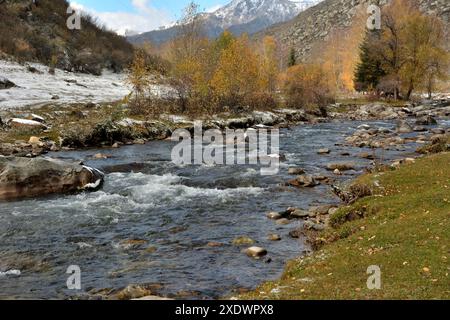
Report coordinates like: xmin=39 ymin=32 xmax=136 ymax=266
xmin=70 ymin=1 xmax=172 ymax=35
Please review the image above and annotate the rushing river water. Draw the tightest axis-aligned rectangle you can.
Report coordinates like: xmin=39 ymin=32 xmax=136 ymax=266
xmin=0 ymin=119 xmax=447 ymax=299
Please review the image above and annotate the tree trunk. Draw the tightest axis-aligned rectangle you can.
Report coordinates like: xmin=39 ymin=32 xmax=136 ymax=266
xmin=405 ymin=78 xmax=414 ymax=100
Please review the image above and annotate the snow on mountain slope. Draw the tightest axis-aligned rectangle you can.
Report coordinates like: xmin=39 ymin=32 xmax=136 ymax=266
xmin=213 ymin=0 xmax=300 ymax=28
xmin=128 ymin=0 xmax=321 ymax=45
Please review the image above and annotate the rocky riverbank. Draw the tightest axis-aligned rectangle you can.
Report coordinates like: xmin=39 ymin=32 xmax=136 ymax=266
xmin=0 ymin=113 xmax=448 ymax=300
xmin=238 ymin=152 xmax=450 ymax=300
xmin=0 ymin=97 xmax=449 ymax=158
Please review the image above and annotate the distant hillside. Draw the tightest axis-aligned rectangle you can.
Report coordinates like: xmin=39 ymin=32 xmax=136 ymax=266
xmin=256 ymin=0 xmax=450 ymax=63
xmin=129 ymin=0 xmax=320 ymax=45
xmin=0 ymin=0 xmax=134 ymax=74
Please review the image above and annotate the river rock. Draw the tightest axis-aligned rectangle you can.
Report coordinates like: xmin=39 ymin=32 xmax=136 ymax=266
xmin=0 ymin=77 xmax=15 ymax=89
xmin=115 ymin=284 xmax=153 ymax=300
xmin=416 ymin=116 xmax=437 ymax=126
xmin=289 ymin=229 xmax=302 ymax=239
xmin=289 ymin=208 xmax=310 ymax=219
xmin=232 ymin=236 xmax=254 ymax=246
xmin=359 ymin=152 xmax=375 ymax=160
xmin=430 ymin=128 xmax=445 ymax=134
xmin=7 ymin=118 xmax=47 ymax=130
xmin=117 ymin=239 xmax=148 ymax=251
xmin=309 ymin=205 xmax=335 ymax=216
xmin=317 ymin=148 xmax=330 ymax=154
xmin=0 ymin=157 xmax=104 ymax=200
xmin=276 ymin=218 xmax=291 ymax=225
xmin=268 ymin=234 xmax=281 ymax=241
xmin=367 ymin=128 xmax=379 ymax=135
xmin=303 ymin=221 xmax=326 ymax=231
xmin=357 ymin=124 xmax=371 ymax=130
xmin=326 ymin=162 xmax=355 ymax=171
xmin=266 ymin=211 xmax=282 ymax=220
xmin=288 ymin=175 xmax=318 ymax=188
xmin=29 ymin=114 xmax=45 ymax=123
xmin=93 ymin=153 xmax=109 ymax=159
xmin=251 ymin=111 xmax=281 ymax=126
xmin=328 ymin=207 xmax=339 ymax=215
xmin=245 ymin=247 xmax=267 ymax=258
xmin=413 ymin=126 xmax=427 ymax=132
xmin=396 ymin=120 xmax=413 ymax=133
xmin=28 ymin=136 xmax=41 ymax=145
xmin=288 ymin=167 xmax=305 ymax=175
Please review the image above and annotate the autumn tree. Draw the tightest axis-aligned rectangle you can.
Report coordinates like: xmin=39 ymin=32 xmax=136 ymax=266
xmin=400 ymin=12 xmax=448 ymax=99
xmin=355 ymin=0 xmax=448 ymax=99
xmin=126 ymin=49 xmax=151 ymax=115
xmin=168 ymin=2 xmax=208 ymax=113
xmin=211 ymin=35 xmax=260 ymax=109
xmin=280 ymin=64 xmax=335 ymax=113
xmin=314 ymin=5 xmax=366 ymax=93
xmin=259 ymin=36 xmax=279 ymax=93
xmin=172 ymin=2 xmax=205 ymax=61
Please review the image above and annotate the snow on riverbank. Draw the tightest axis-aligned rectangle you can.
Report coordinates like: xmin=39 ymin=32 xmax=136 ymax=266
xmin=0 ymin=59 xmax=131 ymax=110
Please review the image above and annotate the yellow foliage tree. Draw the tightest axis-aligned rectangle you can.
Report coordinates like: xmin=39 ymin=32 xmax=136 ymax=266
xmin=259 ymin=36 xmax=279 ymax=93
xmin=372 ymin=0 xmax=449 ymax=99
xmin=317 ymin=5 xmax=366 ymax=93
xmin=126 ymin=49 xmax=151 ymax=114
xmin=211 ymin=35 xmax=261 ymax=107
xmin=280 ymin=63 xmax=335 ymax=111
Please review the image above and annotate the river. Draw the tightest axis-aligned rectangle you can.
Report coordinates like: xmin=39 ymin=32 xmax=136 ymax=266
xmin=0 ymin=119 xmax=444 ymax=299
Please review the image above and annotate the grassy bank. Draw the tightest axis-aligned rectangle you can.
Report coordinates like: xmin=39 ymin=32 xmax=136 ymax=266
xmin=241 ymin=152 xmax=450 ymax=300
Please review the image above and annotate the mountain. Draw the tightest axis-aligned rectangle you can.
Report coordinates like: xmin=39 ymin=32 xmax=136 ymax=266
xmin=0 ymin=0 xmax=134 ymax=74
xmin=128 ymin=0 xmax=321 ymax=45
xmin=255 ymin=0 xmax=450 ymax=63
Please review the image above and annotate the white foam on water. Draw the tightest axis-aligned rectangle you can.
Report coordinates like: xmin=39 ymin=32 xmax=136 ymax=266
xmin=0 ymin=270 xmax=21 ymax=277
xmin=28 ymin=172 xmax=264 ymax=218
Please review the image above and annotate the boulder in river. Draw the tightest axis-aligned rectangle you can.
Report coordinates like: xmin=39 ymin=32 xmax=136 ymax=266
xmin=232 ymin=236 xmax=255 ymax=246
xmin=268 ymin=234 xmax=281 ymax=241
xmin=396 ymin=120 xmax=413 ymax=133
xmin=288 ymin=167 xmax=305 ymax=175
xmin=0 ymin=77 xmax=15 ymax=89
xmin=266 ymin=211 xmax=282 ymax=220
xmin=287 ymin=174 xmax=319 ymax=188
xmin=413 ymin=126 xmax=427 ymax=132
xmin=0 ymin=157 xmax=104 ymax=200
xmin=245 ymin=247 xmax=267 ymax=258
xmin=317 ymin=148 xmax=330 ymax=155
xmin=326 ymin=162 xmax=355 ymax=171
xmin=416 ymin=116 xmax=437 ymax=126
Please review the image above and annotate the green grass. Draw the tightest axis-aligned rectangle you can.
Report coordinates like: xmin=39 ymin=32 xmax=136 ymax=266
xmin=240 ymin=153 xmax=450 ymax=300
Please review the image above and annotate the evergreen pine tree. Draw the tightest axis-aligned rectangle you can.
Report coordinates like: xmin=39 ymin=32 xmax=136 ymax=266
xmin=288 ymin=47 xmax=296 ymax=67
xmin=354 ymin=30 xmax=385 ymax=92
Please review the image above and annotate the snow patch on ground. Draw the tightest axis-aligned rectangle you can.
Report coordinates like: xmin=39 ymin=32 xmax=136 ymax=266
xmin=0 ymin=60 xmax=130 ymax=110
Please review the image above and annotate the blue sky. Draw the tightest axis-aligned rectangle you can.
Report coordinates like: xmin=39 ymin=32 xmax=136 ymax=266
xmin=71 ymin=0 xmax=225 ymax=34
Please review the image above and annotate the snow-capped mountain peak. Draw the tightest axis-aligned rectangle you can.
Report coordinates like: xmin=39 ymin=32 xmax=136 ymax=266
xmin=211 ymin=0 xmax=307 ymax=29
xmin=128 ymin=0 xmax=322 ymax=45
